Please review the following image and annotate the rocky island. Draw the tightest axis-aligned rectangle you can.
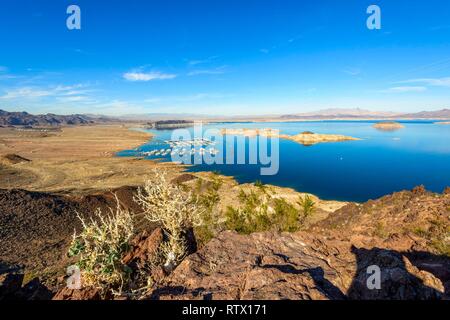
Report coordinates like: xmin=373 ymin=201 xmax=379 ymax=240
xmin=284 ymin=131 xmax=360 ymax=145
xmin=373 ymin=121 xmax=405 ymax=131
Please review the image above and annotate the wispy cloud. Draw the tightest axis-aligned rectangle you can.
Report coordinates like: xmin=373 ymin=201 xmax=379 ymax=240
xmin=187 ymin=66 xmax=228 ymax=76
xmin=381 ymin=86 xmax=427 ymax=93
xmin=342 ymin=68 xmax=361 ymax=76
xmin=123 ymin=71 xmax=176 ymax=82
xmin=0 ymin=84 xmax=94 ymax=100
xmin=0 ymin=74 xmax=20 ymax=80
xmin=187 ymin=56 xmax=218 ymax=66
xmin=57 ymin=96 xmax=93 ymax=103
xmin=0 ymin=66 xmax=21 ymax=80
xmin=0 ymin=87 xmax=53 ymax=99
xmin=398 ymin=77 xmax=450 ymax=88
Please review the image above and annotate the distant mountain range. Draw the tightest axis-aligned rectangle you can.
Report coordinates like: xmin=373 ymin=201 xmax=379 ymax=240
xmin=121 ymin=108 xmax=450 ymax=121
xmin=279 ymin=108 xmax=450 ymax=120
xmin=0 ymin=109 xmax=114 ymax=126
xmin=1 ymin=108 xmax=449 ymax=126
xmin=397 ymin=109 xmax=450 ymax=119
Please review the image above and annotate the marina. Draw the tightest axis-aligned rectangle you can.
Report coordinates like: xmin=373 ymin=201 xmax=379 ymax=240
xmin=137 ymin=138 xmax=220 ymax=158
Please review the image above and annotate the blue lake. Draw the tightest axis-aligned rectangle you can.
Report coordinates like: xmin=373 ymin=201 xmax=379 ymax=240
xmin=117 ymin=121 xmax=450 ymax=202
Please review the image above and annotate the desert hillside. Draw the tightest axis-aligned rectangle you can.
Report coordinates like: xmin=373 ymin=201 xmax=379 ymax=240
xmin=1 ymin=175 xmax=448 ymax=300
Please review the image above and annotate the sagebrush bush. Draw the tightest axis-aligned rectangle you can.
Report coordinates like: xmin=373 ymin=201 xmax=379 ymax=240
xmin=134 ymin=170 xmax=204 ymax=271
xmin=68 ymin=196 xmax=134 ymax=294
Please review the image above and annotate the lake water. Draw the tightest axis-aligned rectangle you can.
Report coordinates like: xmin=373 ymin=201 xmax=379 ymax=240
xmin=117 ymin=121 xmax=450 ymax=202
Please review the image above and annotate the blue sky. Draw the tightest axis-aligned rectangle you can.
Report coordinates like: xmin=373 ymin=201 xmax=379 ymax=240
xmin=0 ymin=0 xmax=450 ymax=115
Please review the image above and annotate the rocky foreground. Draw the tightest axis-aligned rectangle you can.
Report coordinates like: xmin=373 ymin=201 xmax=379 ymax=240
xmin=1 ymin=181 xmax=448 ymax=300
xmin=154 ymin=186 xmax=449 ymax=300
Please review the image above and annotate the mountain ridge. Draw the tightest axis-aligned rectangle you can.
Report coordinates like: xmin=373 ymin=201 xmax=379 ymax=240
xmin=1 ymin=107 xmax=450 ymax=125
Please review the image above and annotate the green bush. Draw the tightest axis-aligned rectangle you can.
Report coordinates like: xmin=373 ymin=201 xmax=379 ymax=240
xmin=297 ymin=195 xmax=315 ymax=223
xmin=193 ymin=176 xmax=223 ymax=246
xmin=225 ymin=189 xmax=299 ymax=234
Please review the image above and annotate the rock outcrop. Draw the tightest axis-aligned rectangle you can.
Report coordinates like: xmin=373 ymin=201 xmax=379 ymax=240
xmin=150 ymin=230 xmax=445 ymax=300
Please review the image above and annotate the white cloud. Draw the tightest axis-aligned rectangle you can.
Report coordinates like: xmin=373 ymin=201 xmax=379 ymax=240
xmin=0 ymin=87 xmax=52 ymax=99
xmin=0 ymin=84 xmax=93 ymax=100
xmin=57 ymin=96 xmax=91 ymax=102
xmin=123 ymin=71 xmax=176 ymax=82
xmin=382 ymin=86 xmax=427 ymax=93
xmin=398 ymin=77 xmax=450 ymax=88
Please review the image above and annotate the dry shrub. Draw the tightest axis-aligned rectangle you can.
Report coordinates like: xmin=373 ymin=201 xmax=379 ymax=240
xmin=134 ymin=170 xmax=204 ymax=271
xmin=68 ymin=196 xmax=134 ymax=294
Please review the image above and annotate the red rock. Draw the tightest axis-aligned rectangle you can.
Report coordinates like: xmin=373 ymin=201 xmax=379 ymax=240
xmin=151 ymin=231 xmax=348 ymax=300
xmin=52 ymin=287 xmax=102 ymax=300
xmin=122 ymin=227 xmax=164 ymax=265
xmin=148 ymin=231 xmax=447 ymax=300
